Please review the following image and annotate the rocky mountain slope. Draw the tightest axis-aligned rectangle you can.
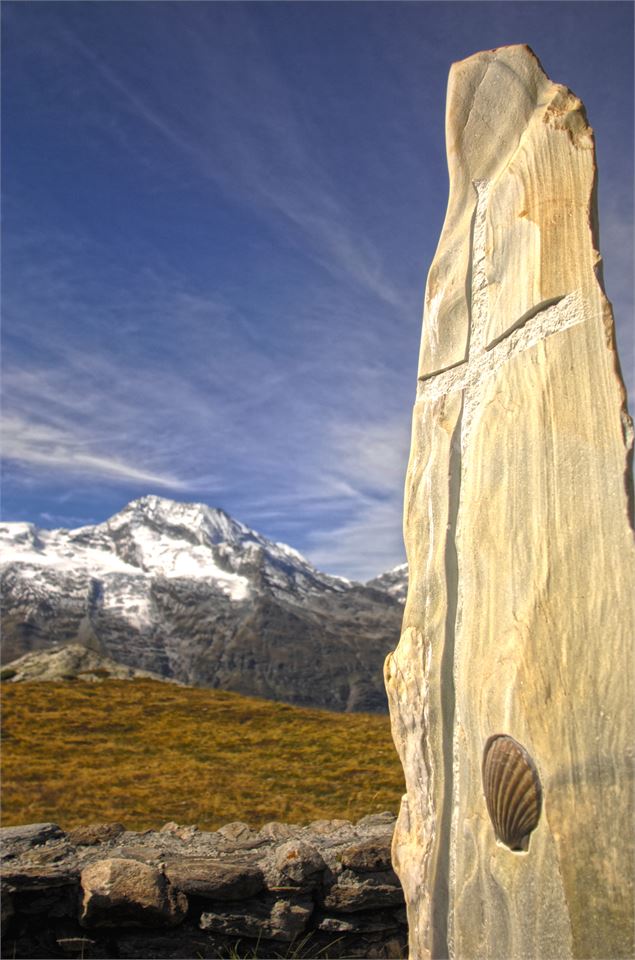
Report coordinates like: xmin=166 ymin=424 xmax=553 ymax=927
xmin=0 ymin=643 xmax=176 ymax=684
xmin=0 ymin=497 xmax=407 ymax=711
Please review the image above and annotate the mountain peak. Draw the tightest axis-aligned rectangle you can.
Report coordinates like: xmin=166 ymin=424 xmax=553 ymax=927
xmin=0 ymin=497 xmax=407 ymax=711
xmin=106 ymin=495 xmax=249 ymax=544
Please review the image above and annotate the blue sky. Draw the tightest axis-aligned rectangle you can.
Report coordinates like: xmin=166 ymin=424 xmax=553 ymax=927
xmin=2 ymin=1 xmax=633 ymax=579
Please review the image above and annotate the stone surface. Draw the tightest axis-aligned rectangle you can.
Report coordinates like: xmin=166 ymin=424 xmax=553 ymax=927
xmin=317 ymin=910 xmax=401 ymax=933
xmin=199 ymin=895 xmax=313 ymax=942
xmin=215 ymin=821 xmax=260 ymax=844
xmin=268 ymin=840 xmax=327 ymax=888
xmin=0 ymin=644 xmax=166 ymax=684
xmin=3 ymin=815 xmax=406 ymax=958
xmin=385 ymin=44 xmax=635 ymax=960
xmin=68 ymin=823 xmax=125 ymax=847
xmin=164 ymin=858 xmax=264 ymax=899
xmin=339 ymin=834 xmax=393 ymax=873
xmin=321 ymin=869 xmax=404 ymax=913
xmin=258 ymin=821 xmax=297 ymax=841
xmin=0 ymin=822 xmax=65 ymax=858
xmin=80 ymin=858 xmax=187 ymax=928
xmin=0 ymin=863 xmax=79 ymax=891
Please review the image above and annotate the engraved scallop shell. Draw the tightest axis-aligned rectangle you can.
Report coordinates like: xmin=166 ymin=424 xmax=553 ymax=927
xmin=482 ymin=734 xmax=542 ymax=851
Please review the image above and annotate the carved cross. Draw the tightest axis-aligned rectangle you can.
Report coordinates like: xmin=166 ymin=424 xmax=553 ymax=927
xmin=417 ymin=179 xmax=586 ymax=452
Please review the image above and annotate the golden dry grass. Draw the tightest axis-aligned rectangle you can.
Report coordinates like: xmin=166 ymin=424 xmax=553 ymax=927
xmin=1 ymin=680 xmax=404 ymax=831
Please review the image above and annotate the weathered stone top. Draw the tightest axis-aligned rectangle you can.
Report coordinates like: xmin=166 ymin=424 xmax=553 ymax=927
xmin=0 ymin=812 xmax=397 ymax=880
xmin=419 ymin=44 xmax=599 ymax=381
xmin=1 ymin=815 xmax=406 ymax=958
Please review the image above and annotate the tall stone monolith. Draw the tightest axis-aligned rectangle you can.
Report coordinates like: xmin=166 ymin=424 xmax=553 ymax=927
xmin=385 ymin=45 xmax=634 ymax=960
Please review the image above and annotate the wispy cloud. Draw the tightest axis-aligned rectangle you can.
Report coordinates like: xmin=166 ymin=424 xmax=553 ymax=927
xmin=39 ymin=511 xmax=98 ymax=528
xmin=5 ymin=3 xmax=630 ymax=581
xmin=2 ymin=415 xmax=186 ymax=488
xmin=307 ymin=498 xmax=406 ymax=582
xmin=58 ymin=16 xmax=409 ymax=311
xmin=2 ymin=219 xmax=413 ymax=577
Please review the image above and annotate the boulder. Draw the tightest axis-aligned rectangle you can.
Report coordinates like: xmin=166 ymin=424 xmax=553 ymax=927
xmin=267 ymin=840 xmax=327 ymax=889
xmin=80 ymin=858 xmax=187 ymax=928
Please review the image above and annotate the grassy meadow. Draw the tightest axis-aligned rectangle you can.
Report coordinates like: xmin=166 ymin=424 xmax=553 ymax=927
xmin=1 ymin=679 xmax=405 ymax=831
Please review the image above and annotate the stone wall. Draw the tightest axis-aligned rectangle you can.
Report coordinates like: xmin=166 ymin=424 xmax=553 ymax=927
xmin=0 ymin=814 xmax=407 ymax=958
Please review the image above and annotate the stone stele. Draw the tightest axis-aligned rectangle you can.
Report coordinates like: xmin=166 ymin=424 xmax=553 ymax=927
xmin=385 ymin=44 xmax=634 ymax=960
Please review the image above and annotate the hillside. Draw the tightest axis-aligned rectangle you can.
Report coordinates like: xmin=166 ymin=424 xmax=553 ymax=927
xmin=1 ymin=679 xmax=405 ymax=831
xmin=0 ymin=496 xmax=407 ymax=712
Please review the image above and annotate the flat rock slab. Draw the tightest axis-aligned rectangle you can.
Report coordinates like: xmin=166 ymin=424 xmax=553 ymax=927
xmin=0 ymin=823 xmax=65 ymax=859
xmin=67 ymin=823 xmax=125 ymax=847
xmin=339 ymin=835 xmax=393 ymax=873
xmin=164 ymin=858 xmax=264 ymax=899
xmin=199 ymin=895 xmax=313 ymax=942
xmin=0 ymin=863 xmax=79 ymax=891
xmin=322 ymin=870 xmax=404 ymax=913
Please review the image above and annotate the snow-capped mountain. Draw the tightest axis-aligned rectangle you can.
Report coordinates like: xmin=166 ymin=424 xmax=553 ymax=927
xmin=366 ymin=563 xmax=409 ymax=605
xmin=0 ymin=496 xmax=406 ymax=712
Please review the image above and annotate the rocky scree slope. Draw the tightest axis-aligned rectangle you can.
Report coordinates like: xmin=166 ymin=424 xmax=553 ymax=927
xmin=0 ymin=496 xmax=406 ymax=712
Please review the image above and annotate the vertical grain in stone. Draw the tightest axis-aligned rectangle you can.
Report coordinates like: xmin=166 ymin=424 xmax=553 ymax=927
xmin=386 ymin=44 xmax=634 ymax=960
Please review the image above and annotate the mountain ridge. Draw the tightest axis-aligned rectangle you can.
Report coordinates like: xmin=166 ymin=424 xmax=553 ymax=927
xmin=0 ymin=497 xmax=407 ymax=712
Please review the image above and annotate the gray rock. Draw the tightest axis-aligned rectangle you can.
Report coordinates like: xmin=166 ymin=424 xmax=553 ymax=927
xmin=80 ymin=858 xmax=187 ymax=928
xmin=339 ymin=834 xmax=393 ymax=873
xmin=318 ymin=915 xmax=357 ymax=933
xmin=322 ymin=870 xmax=404 ymax=913
xmin=1 ymin=817 xmax=408 ymax=957
xmin=307 ymin=819 xmax=354 ymax=836
xmin=354 ymin=812 xmax=397 ymax=831
xmin=258 ymin=821 xmax=296 ymax=841
xmin=0 ymin=863 xmax=79 ymax=891
xmin=67 ymin=823 xmax=125 ymax=847
xmin=268 ymin=840 xmax=326 ymax=888
xmin=216 ymin=821 xmax=258 ymax=844
xmin=107 ymin=844 xmax=166 ymax=864
xmin=0 ymin=822 xmax=65 ymax=858
xmin=199 ymin=895 xmax=313 ymax=942
xmin=164 ymin=858 xmax=264 ymax=899
xmin=0 ymin=644 xmax=169 ymax=684
xmin=318 ymin=910 xmax=401 ymax=933
xmin=159 ymin=823 xmax=198 ymax=842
